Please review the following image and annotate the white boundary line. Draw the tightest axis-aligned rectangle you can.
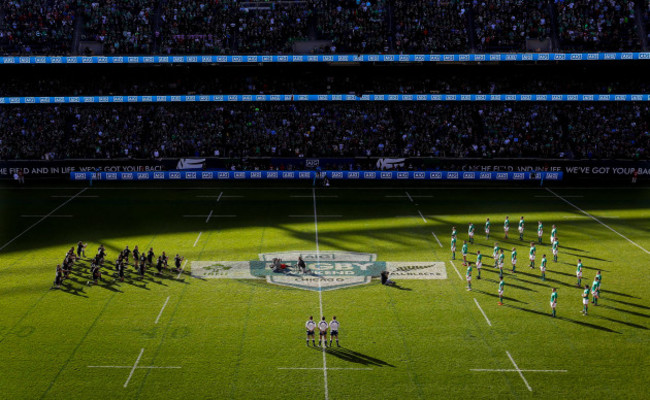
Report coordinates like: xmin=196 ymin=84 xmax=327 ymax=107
xmin=0 ymin=187 xmax=87 ymax=252
xmin=506 ymin=350 xmax=532 ymax=392
xmin=205 ymin=210 xmax=213 ymax=223
xmin=473 ymin=298 xmax=492 ymax=327
xmin=154 ymin=296 xmax=170 ymax=324
xmin=312 ymin=188 xmax=329 ymax=400
xmin=417 ymin=210 xmax=427 ymax=223
xmin=470 ymin=369 xmax=567 ymax=373
xmin=216 ymin=191 xmax=223 ymax=202
xmin=431 ymin=232 xmax=443 ymax=247
xmin=546 ymin=187 xmax=650 ymax=255
xmin=50 ymin=195 xmax=98 ymax=198
xmin=405 ymin=191 xmax=414 ymax=203
xmin=20 ymin=215 xmax=73 ymax=218
xmin=123 ymin=348 xmax=145 ymax=388
xmin=176 ymin=259 xmax=188 ymax=279
xmin=449 ymin=260 xmax=463 ymax=281
xmin=193 ymin=232 xmax=202 ymax=247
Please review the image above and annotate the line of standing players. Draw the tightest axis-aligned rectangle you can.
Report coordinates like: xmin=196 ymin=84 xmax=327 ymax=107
xmin=54 ymin=241 xmax=184 ymax=288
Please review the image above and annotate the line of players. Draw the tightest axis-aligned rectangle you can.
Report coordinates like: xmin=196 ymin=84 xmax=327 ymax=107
xmin=54 ymin=241 xmax=184 ymax=288
xmin=451 ymin=217 xmax=603 ymax=317
xmin=305 ymin=316 xmax=340 ymax=347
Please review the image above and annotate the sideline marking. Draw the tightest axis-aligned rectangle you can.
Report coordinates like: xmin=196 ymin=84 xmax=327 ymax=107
xmin=193 ymin=232 xmax=202 ymax=247
xmin=546 ymin=187 xmax=650 ymax=255
xmin=196 ymin=194 xmax=243 ymax=198
xmin=449 ymin=260 xmax=463 ymax=281
xmin=431 ymin=232 xmax=443 ymax=247
xmin=473 ymin=298 xmax=492 ymax=327
xmin=312 ymin=188 xmax=329 ymax=400
xmin=417 ymin=210 xmax=427 ymax=223
xmin=21 ymin=214 xmax=72 ymax=218
xmin=0 ymin=187 xmax=87 ymax=252
xmin=176 ymin=259 xmax=188 ymax=279
xmin=124 ymin=348 xmax=144 ymax=388
xmin=50 ymin=195 xmax=98 ymax=198
xmin=216 ymin=192 xmax=223 ymax=202
xmin=278 ymin=367 xmax=372 ymax=370
xmin=506 ymin=351 xmax=532 ymax=392
xmin=205 ymin=210 xmax=213 ymax=223
xmin=405 ymin=191 xmax=414 ymax=202
xmin=154 ymin=296 xmax=170 ymax=324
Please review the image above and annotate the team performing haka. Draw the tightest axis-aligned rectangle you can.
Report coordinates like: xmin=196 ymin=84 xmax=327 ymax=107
xmin=305 ymin=316 xmax=341 ymax=347
xmin=52 ymin=242 xmax=185 ymax=289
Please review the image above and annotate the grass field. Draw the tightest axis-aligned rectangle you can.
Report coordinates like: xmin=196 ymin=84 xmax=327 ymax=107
xmin=0 ymin=182 xmax=649 ymax=399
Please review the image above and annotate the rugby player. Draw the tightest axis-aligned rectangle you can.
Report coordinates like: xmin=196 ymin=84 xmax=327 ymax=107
xmin=306 ymin=316 xmax=317 ymax=346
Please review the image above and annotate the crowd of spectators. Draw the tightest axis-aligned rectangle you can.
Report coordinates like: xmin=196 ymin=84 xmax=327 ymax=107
xmin=1 ymin=0 xmax=647 ymax=55
xmin=0 ymin=0 xmax=77 ymax=55
xmin=1 ymin=103 xmax=648 ymax=161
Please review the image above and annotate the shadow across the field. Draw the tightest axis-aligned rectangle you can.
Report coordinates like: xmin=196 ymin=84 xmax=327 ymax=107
xmin=605 ymin=297 xmax=649 ymax=310
xmin=600 ymin=304 xmax=650 ymax=319
xmin=473 ymin=290 xmax=527 ymax=304
xmin=483 ymin=278 xmax=536 ymax=292
xmin=559 ymin=262 xmax=609 ymax=272
xmin=565 ymin=253 xmax=611 ymax=263
xmin=592 ymin=315 xmax=648 ymax=330
xmin=503 ymin=304 xmax=621 ymax=334
xmin=385 ymin=282 xmax=412 ymax=291
xmin=600 ymin=289 xmax=640 ymax=299
xmin=318 ymin=347 xmax=395 ymax=367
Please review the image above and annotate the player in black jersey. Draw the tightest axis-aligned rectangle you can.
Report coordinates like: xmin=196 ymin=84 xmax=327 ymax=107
xmin=122 ymin=246 xmax=131 ymax=264
xmin=54 ymin=265 xmax=63 ymax=288
xmin=173 ymin=254 xmax=184 ymax=273
xmin=155 ymin=256 xmax=165 ymax=275
xmin=88 ymin=262 xmax=101 ymax=285
xmin=115 ymin=259 xmax=125 ymax=282
xmin=132 ymin=246 xmax=140 ymax=265
xmin=138 ymin=256 xmax=146 ymax=280
xmin=147 ymin=248 xmax=155 ymax=265
xmin=97 ymin=245 xmax=106 ymax=265
xmin=161 ymin=252 xmax=169 ymax=268
xmin=296 ymin=256 xmax=307 ymax=273
xmin=76 ymin=241 xmax=87 ymax=258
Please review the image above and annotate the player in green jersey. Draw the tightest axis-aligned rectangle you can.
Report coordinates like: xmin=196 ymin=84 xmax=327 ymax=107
xmin=485 ymin=218 xmax=491 ymax=239
xmin=540 ymin=254 xmax=547 ymax=281
xmin=468 ymin=222 xmax=475 ymax=244
xmin=451 ymin=226 xmax=457 ymax=238
xmin=591 ymin=277 xmax=600 ymax=305
xmin=582 ymin=284 xmax=590 ymax=315
xmin=466 ymin=264 xmax=472 ymax=291
xmin=511 ymin=247 xmax=517 ymax=273
xmin=537 ymin=221 xmax=543 ymax=244
xmin=498 ymin=249 xmax=505 ymax=278
xmin=595 ymin=270 xmax=602 ymax=295
xmin=498 ymin=277 xmax=505 ymax=306
xmin=462 ymin=240 xmax=469 ymax=265
xmin=451 ymin=236 xmax=457 ymax=260
xmin=529 ymin=242 xmax=536 ymax=268
xmin=550 ymin=288 xmax=558 ymax=317
xmin=493 ymin=242 xmax=500 ymax=267
xmin=518 ymin=216 xmax=525 ymax=241
xmin=550 ymin=224 xmax=557 ymax=244
xmin=504 ymin=216 xmax=510 ymax=239
xmin=576 ymin=259 xmax=583 ymax=287
xmin=552 ymin=237 xmax=559 ymax=262
xmin=476 ymin=251 xmax=482 ymax=279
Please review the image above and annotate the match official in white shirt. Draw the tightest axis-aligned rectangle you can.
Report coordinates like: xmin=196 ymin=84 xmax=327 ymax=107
xmin=329 ymin=316 xmax=340 ymax=347
xmin=306 ymin=316 xmax=317 ymax=346
xmin=318 ymin=317 xmax=329 ymax=347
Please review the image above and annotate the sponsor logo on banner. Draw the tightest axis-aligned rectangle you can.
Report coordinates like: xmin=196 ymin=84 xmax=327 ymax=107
xmin=251 ymin=171 xmax=262 ymax=179
xmin=513 ymin=172 xmax=525 ymax=180
xmin=158 ymin=57 xmax=169 ymax=63
xmin=604 ymin=53 xmax=616 ymax=60
xmin=496 ymin=173 xmax=508 ymax=180
xmin=173 ymin=56 xmax=184 ymax=63
xmin=384 ymin=55 xmax=395 ymax=62
xmin=587 ymin=53 xmax=599 ymax=60
xmin=474 ymin=54 xmax=486 ymax=61
xmin=537 ymin=54 xmax=549 ymax=60
xmin=176 ymin=158 xmax=205 ymax=170
xmin=397 ymin=172 xmax=409 ymax=179
xmin=399 ymin=55 xmax=410 ymax=62
xmin=415 ymin=55 xmax=425 ymax=61
xmin=522 ymin=54 xmax=533 ymax=61
xmin=267 ymin=171 xmax=278 ymax=179
xmin=583 ymin=95 xmax=594 ymax=101
xmin=218 ymin=172 xmax=230 ymax=179
xmin=187 ymin=56 xmax=198 ymax=63
xmin=282 ymin=172 xmax=295 ymax=179
xmin=74 ymin=173 xmax=86 ymax=180
xmin=51 ymin=57 xmax=62 ymax=63
xmin=621 ymin=53 xmax=633 ymax=60
xmin=143 ymin=57 xmax=154 ymax=63
xmin=107 ymin=173 xmax=118 ymax=180
xmin=364 ymin=172 xmax=376 ymax=179
xmin=348 ymin=171 xmax=359 ymax=179
xmin=376 ymin=158 xmax=405 ymax=170
xmin=414 ymin=172 xmax=425 ymax=179
xmin=448 ymin=172 xmax=459 ymax=179
xmin=552 ymin=95 xmax=563 ymax=101
xmin=35 ymin=57 xmax=46 ymax=63
xmin=461 ymin=95 xmax=471 ymax=101
xmin=278 ymin=56 xmax=289 ymax=62
xmin=459 ymin=54 xmax=469 ymax=61
xmin=631 ymin=95 xmax=643 ymax=101
xmin=191 ymin=251 xmax=446 ymax=291
xmin=153 ymin=172 xmax=165 ymax=179
xmin=639 ymin=53 xmax=650 ymax=60
xmin=185 ymin=172 xmax=197 ymax=179
xmin=323 ymin=55 xmax=334 ymax=62
xmin=69 ymin=97 xmax=80 ymax=103
xmin=546 ymin=173 xmax=560 ymax=180
xmin=122 ymin=173 xmax=133 ymax=180
xmin=615 ymin=95 xmax=626 ymax=101
xmin=137 ymin=172 xmax=148 ymax=180
xmin=381 ymin=172 xmax=392 ymax=179
xmin=463 ymin=172 xmax=475 ymax=179
xmin=305 ymin=159 xmax=319 ymax=168
xmin=476 ymin=95 xmax=486 ymax=101
xmin=505 ymin=54 xmax=517 ymax=61
xmin=490 ymin=54 xmax=500 ymax=61
xmin=332 ymin=172 xmax=343 ymax=179
xmin=480 ymin=172 xmax=492 ymax=180
xmin=217 ymin=56 xmax=227 ymax=63
xmin=169 ymin=172 xmax=181 ymax=179
xmin=202 ymin=172 xmax=213 ymax=179
xmin=39 ymin=97 xmax=50 ymax=103
xmin=234 ymin=172 xmax=245 ymax=179
xmin=430 ymin=172 xmax=443 ymax=179
xmin=299 ymin=172 xmax=311 ymax=179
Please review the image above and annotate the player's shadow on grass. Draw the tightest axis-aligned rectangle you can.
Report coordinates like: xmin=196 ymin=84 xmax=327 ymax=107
xmin=565 ymin=253 xmax=611 ymax=263
xmin=58 ymin=284 xmax=89 ymax=298
xmin=473 ymin=290 xmax=527 ymax=304
xmin=592 ymin=315 xmax=648 ymax=330
xmin=547 ymin=269 xmax=574 ymax=278
xmin=386 ymin=282 xmax=412 ymax=291
xmin=483 ymin=278 xmax=536 ymax=292
xmin=600 ymin=304 xmax=650 ymax=319
xmin=558 ymin=262 xmax=609 ymax=272
xmin=605 ymin=297 xmax=649 ymax=310
xmin=320 ymin=347 xmax=395 ymax=367
xmin=503 ymin=304 xmax=621 ymax=334
xmin=600 ymin=289 xmax=639 ymax=299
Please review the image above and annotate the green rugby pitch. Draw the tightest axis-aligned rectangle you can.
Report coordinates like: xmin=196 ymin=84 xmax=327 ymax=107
xmin=0 ymin=183 xmax=648 ymax=399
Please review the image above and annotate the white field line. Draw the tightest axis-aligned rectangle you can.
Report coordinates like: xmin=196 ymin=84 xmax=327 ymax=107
xmin=405 ymin=191 xmax=414 ymax=202
xmin=21 ymin=215 xmax=73 ymax=218
xmin=534 ymin=195 xmax=583 ymax=198
xmin=154 ymin=296 xmax=170 ymax=324
xmin=123 ymin=348 xmax=145 ymax=388
xmin=290 ymin=214 xmax=341 ymax=218
xmin=50 ymin=195 xmax=99 ymax=198
xmin=506 ymin=350 xmax=532 ymax=392
xmin=431 ymin=232 xmax=443 ymax=247
xmin=193 ymin=232 xmax=202 ymax=247
xmin=0 ymin=187 xmax=87 ymax=252
xmin=546 ymin=187 xmax=650 ymax=255
xmin=473 ymin=298 xmax=492 ymax=327
xmin=216 ymin=192 xmax=223 ymax=202
xmin=88 ymin=366 xmax=181 ymax=369
xmin=205 ymin=210 xmax=213 ymax=223
xmin=470 ymin=369 xmax=567 ymax=373
xmin=417 ymin=210 xmax=427 ymax=223
xmin=312 ymin=188 xmax=329 ymax=400
xmin=278 ymin=367 xmax=372 ymax=370
xmin=449 ymin=260 xmax=463 ymax=281
xmin=176 ymin=259 xmax=188 ymax=279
